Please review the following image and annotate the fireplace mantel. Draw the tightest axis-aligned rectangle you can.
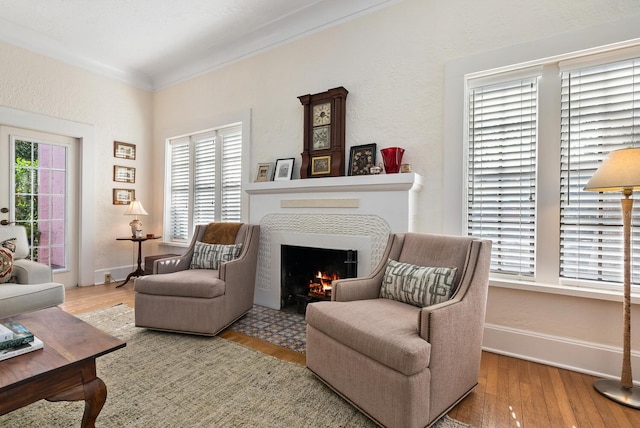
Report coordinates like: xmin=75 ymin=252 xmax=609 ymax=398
xmin=246 ymin=173 xmax=423 ymax=309
xmin=245 ymin=172 xmax=423 ymax=195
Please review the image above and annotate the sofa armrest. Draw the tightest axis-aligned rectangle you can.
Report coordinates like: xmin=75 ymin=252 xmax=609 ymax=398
xmin=12 ymin=259 xmax=53 ymax=284
xmin=155 ymin=256 xmax=190 ymax=274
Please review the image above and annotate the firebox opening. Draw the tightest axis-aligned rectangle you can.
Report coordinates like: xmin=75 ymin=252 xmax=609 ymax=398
xmin=281 ymin=244 xmax=357 ymax=313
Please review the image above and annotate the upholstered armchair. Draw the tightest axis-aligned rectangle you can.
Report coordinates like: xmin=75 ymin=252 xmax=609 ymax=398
xmin=305 ymin=233 xmax=492 ymax=428
xmin=0 ymin=225 xmax=65 ymax=318
xmin=134 ymin=223 xmax=260 ymax=336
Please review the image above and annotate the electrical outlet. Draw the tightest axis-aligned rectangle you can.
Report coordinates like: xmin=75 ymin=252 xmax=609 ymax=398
xmin=104 ymin=273 xmax=112 ymax=284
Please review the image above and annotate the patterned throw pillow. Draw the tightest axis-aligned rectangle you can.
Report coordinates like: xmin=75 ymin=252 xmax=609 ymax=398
xmin=190 ymin=241 xmax=243 ymax=270
xmin=380 ymin=259 xmax=458 ymax=308
xmin=0 ymin=238 xmax=16 ymax=284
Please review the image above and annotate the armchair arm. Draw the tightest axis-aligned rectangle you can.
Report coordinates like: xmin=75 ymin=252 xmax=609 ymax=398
xmin=155 ymin=256 xmax=190 ymax=274
xmin=332 ymin=232 xmax=403 ymax=302
xmin=219 ymin=225 xmax=260 ymax=314
xmin=13 ymin=259 xmax=53 ymax=284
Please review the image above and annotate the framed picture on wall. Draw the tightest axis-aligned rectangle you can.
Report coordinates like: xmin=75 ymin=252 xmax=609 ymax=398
xmin=114 ymin=165 xmax=136 ymax=183
xmin=113 ymin=188 xmax=135 ymax=205
xmin=114 ymin=141 xmax=136 ymax=160
xmin=274 ymin=158 xmax=295 ymax=181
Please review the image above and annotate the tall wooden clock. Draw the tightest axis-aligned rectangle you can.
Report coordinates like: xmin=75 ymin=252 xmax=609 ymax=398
xmin=298 ymin=86 xmax=348 ymax=178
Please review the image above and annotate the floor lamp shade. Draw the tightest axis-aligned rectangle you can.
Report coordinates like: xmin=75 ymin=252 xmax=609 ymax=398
xmin=584 ymin=147 xmax=640 ymax=408
xmin=124 ymin=199 xmax=148 ymax=238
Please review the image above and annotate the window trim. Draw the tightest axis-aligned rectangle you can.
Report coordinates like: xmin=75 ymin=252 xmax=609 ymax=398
xmin=444 ymin=17 xmax=640 ymax=299
xmin=160 ymin=110 xmax=251 ymax=246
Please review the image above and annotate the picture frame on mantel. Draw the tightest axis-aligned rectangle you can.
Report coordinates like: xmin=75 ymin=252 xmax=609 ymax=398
xmin=255 ymin=163 xmax=274 ymax=182
xmin=348 ymin=143 xmax=377 ymax=176
xmin=274 ymin=158 xmax=295 ymax=181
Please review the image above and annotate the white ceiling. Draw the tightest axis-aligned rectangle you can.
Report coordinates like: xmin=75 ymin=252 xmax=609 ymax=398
xmin=0 ymin=0 xmax=398 ymax=91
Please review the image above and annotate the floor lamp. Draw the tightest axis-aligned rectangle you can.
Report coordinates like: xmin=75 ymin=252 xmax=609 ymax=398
xmin=584 ymin=147 xmax=640 ymax=408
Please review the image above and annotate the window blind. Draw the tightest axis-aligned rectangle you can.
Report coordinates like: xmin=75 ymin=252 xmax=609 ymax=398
xmin=467 ymin=77 xmax=538 ymax=277
xmin=166 ymin=124 xmax=243 ymax=243
xmin=560 ymin=57 xmax=640 ymax=286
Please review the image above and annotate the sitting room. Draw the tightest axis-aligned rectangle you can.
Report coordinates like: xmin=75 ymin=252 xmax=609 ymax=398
xmin=1 ymin=1 xmax=640 ymax=426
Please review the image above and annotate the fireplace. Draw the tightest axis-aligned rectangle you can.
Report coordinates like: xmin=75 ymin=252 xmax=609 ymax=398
xmin=281 ymin=244 xmax=357 ymax=313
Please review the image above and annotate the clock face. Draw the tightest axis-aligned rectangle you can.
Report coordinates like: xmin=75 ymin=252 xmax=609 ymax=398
xmin=312 ymin=125 xmax=330 ymax=150
xmin=312 ymin=102 xmax=331 ymax=126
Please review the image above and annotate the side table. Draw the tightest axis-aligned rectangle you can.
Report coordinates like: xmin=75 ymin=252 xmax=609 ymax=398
xmin=116 ymin=236 xmax=161 ymax=287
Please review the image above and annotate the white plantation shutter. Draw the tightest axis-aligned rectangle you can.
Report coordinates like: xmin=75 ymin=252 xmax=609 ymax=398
xmin=219 ymin=126 xmax=242 ymax=221
xmin=560 ymin=57 xmax=640 ymax=286
xmin=166 ymin=124 xmax=243 ymax=243
xmin=193 ymin=136 xmax=216 ymax=225
xmin=467 ymin=76 xmax=538 ymax=277
xmin=168 ymin=140 xmax=190 ymax=241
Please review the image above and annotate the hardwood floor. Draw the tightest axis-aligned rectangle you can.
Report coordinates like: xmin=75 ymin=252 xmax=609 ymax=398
xmin=62 ymin=284 xmax=640 ymax=428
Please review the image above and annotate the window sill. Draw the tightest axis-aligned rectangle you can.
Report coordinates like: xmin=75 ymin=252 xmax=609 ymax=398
xmin=489 ymin=278 xmax=640 ymax=305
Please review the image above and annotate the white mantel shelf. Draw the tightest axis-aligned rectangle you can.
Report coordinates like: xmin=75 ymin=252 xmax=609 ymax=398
xmin=244 ymin=172 xmax=423 ymax=195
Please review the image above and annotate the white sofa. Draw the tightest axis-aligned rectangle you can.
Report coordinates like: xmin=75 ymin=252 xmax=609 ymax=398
xmin=0 ymin=225 xmax=64 ymax=318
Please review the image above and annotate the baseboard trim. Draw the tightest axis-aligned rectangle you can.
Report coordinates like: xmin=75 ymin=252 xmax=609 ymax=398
xmin=483 ymin=323 xmax=640 ymax=386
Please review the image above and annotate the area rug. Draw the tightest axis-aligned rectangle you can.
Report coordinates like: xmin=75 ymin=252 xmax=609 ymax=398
xmin=0 ymin=305 xmax=471 ymax=427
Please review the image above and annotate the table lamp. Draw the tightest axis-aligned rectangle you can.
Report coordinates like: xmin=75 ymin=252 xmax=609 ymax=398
xmin=584 ymin=147 xmax=640 ymax=408
xmin=123 ymin=199 xmax=148 ymax=238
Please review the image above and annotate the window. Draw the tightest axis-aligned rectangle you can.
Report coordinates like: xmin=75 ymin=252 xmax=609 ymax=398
xmin=467 ymin=77 xmax=538 ymax=277
xmin=464 ymin=46 xmax=640 ymax=291
xmin=560 ymin=58 xmax=640 ymax=286
xmin=166 ymin=124 xmax=242 ymax=243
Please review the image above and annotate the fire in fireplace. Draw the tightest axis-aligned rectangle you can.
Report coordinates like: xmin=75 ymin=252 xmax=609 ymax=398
xmin=281 ymin=245 xmax=357 ymax=312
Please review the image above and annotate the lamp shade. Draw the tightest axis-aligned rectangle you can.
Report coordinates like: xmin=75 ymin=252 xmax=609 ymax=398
xmin=584 ymin=147 xmax=640 ymax=192
xmin=123 ymin=199 xmax=148 ymax=216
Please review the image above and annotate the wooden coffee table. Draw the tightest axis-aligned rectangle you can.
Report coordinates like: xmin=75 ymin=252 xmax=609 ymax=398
xmin=0 ymin=306 xmax=126 ymax=427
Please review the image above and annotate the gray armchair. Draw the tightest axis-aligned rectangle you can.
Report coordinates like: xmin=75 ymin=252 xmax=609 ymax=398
xmin=305 ymin=232 xmax=492 ymax=428
xmin=134 ymin=224 xmax=260 ymax=335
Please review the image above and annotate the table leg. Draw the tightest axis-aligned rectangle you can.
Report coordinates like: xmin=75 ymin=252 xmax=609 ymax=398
xmin=116 ymin=240 xmax=146 ymax=288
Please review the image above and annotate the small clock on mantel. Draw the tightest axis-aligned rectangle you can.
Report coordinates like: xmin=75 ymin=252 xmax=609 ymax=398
xmin=298 ymin=86 xmax=348 ymax=178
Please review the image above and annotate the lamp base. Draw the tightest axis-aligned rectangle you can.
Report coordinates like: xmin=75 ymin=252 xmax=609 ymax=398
xmin=594 ymin=379 xmax=640 ymax=409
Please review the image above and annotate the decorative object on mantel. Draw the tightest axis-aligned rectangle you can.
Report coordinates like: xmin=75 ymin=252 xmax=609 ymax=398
xmin=348 ymin=143 xmax=377 ymax=176
xmin=124 ymin=198 xmax=148 ymax=238
xmin=370 ymin=165 xmax=382 ymax=174
xmin=584 ymin=147 xmax=640 ymax=408
xmin=400 ymin=163 xmax=412 ymax=173
xmin=274 ymin=158 xmax=295 ymax=181
xmin=298 ymin=86 xmax=348 ymax=178
xmin=255 ymin=163 xmax=274 ymax=182
xmin=380 ymin=146 xmax=405 ymax=174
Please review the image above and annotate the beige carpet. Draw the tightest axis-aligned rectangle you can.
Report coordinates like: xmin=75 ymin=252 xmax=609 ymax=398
xmin=0 ymin=305 xmax=471 ymax=427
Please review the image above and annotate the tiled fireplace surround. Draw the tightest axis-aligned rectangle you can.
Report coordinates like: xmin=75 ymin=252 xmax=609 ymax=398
xmin=245 ymin=173 xmax=423 ymax=309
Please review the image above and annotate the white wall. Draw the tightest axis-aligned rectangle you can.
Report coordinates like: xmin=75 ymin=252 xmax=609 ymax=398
xmin=153 ymin=0 xmax=640 ymax=380
xmin=0 ymin=40 xmax=153 ymax=284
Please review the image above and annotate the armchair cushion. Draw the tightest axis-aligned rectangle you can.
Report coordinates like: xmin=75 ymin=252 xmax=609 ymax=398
xmin=189 ymin=242 xmax=242 ymax=270
xmin=134 ymin=269 xmax=225 ymax=298
xmin=306 ymin=298 xmax=430 ymax=376
xmin=380 ymin=259 xmax=457 ymax=308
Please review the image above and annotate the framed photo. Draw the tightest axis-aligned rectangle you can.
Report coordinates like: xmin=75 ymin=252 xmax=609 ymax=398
xmin=348 ymin=143 xmax=377 ymax=176
xmin=311 ymin=155 xmax=331 ymax=176
xmin=274 ymin=158 xmax=295 ymax=181
xmin=114 ymin=165 xmax=136 ymax=183
xmin=255 ymin=163 xmax=274 ymax=182
xmin=113 ymin=188 xmax=135 ymax=205
xmin=114 ymin=141 xmax=136 ymax=160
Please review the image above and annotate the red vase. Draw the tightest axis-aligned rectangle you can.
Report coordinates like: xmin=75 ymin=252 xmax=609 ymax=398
xmin=380 ymin=147 xmax=405 ymax=174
